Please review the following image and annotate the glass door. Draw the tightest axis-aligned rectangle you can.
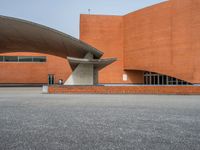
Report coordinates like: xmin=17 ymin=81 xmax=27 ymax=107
xmin=48 ymin=74 xmax=55 ymax=85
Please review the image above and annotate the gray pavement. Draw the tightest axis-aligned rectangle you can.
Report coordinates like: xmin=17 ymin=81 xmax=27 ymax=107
xmin=0 ymin=87 xmax=42 ymax=94
xmin=0 ymin=88 xmax=200 ymax=150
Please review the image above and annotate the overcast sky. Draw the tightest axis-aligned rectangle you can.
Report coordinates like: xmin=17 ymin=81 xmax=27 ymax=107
xmin=0 ymin=0 xmax=166 ymax=38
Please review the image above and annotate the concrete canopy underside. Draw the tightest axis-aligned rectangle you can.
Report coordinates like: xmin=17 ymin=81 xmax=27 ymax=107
xmin=0 ymin=16 xmax=116 ymax=85
xmin=0 ymin=15 xmax=103 ymax=59
xmin=67 ymin=56 xmax=117 ymax=70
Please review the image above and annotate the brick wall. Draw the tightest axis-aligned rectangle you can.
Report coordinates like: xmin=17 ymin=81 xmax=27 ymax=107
xmin=48 ymin=85 xmax=200 ymax=95
xmin=0 ymin=52 xmax=71 ymax=84
xmin=80 ymin=0 xmax=200 ymax=84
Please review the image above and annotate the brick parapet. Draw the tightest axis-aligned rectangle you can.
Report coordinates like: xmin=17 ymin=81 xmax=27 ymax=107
xmin=48 ymin=85 xmax=200 ymax=95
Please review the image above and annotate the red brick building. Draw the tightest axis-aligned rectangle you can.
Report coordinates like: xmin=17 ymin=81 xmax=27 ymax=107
xmin=0 ymin=0 xmax=199 ymax=86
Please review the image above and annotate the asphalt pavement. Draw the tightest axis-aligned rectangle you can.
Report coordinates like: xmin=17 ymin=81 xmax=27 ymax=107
xmin=0 ymin=88 xmax=200 ymax=150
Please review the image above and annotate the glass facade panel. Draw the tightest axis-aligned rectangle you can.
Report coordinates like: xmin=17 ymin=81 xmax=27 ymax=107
xmin=155 ymin=76 xmax=158 ymax=85
xmin=159 ymin=76 xmax=163 ymax=85
xmin=163 ymin=76 xmax=167 ymax=85
xmin=48 ymin=74 xmax=55 ymax=85
xmin=0 ymin=56 xmax=46 ymax=63
xmin=178 ymin=80 xmax=182 ymax=84
xmin=146 ymin=76 xmax=149 ymax=84
xmin=0 ymin=56 xmax=3 ymax=62
xmin=151 ymin=76 xmax=155 ymax=85
xmin=33 ymin=56 xmax=46 ymax=62
xmin=4 ymin=56 xmax=18 ymax=62
xmin=144 ymin=72 xmax=192 ymax=85
xmin=168 ymin=77 xmax=172 ymax=85
xmin=19 ymin=56 xmax=32 ymax=62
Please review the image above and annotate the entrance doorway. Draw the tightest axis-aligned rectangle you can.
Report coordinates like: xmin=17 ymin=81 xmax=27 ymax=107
xmin=48 ymin=74 xmax=55 ymax=85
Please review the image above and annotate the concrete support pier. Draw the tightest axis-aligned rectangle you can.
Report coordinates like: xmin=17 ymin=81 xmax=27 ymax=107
xmin=64 ymin=53 xmax=116 ymax=85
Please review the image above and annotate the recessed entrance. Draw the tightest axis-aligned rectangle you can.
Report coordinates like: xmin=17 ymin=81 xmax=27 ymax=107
xmin=48 ymin=74 xmax=55 ymax=85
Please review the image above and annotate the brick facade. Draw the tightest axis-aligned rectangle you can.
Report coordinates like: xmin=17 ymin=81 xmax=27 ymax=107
xmin=0 ymin=52 xmax=71 ymax=84
xmin=1 ymin=0 xmax=200 ymax=86
xmin=80 ymin=0 xmax=200 ymax=84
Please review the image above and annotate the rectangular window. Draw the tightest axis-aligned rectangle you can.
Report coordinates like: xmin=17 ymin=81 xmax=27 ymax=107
xmin=0 ymin=56 xmax=3 ymax=62
xmin=33 ymin=56 xmax=46 ymax=62
xmin=173 ymin=78 xmax=177 ymax=85
xmin=151 ymin=76 xmax=155 ymax=85
xmin=159 ymin=76 xmax=163 ymax=85
xmin=146 ymin=76 xmax=150 ymax=85
xmin=144 ymin=76 xmax=147 ymax=84
xmin=178 ymin=80 xmax=182 ymax=85
xmin=0 ymin=56 xmax=46 ymax=63
xmin=143 ymin=71 xmax=191 ymax=85
xmin=19 ymin=56 xmax=33 ymax=62
xmin=168 ymin=77 xmax=172 ymax=85
xmin=4 ymin=56 xmax=18 ymax=62
xmin=155 ymin=76 xmax=158 ymax=85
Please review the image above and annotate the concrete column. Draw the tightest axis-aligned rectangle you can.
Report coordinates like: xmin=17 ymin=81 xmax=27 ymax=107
xmin=93 ymin=68 xmax=98 ymax=85
xmin=64 ymin=53 xmax=96 ymax=85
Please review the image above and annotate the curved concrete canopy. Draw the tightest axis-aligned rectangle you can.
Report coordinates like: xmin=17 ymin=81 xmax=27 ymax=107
xmin=67 ymin=56 xmax=117 ymax=70
xmin=0 ymin=15 xmax=103 ymax=58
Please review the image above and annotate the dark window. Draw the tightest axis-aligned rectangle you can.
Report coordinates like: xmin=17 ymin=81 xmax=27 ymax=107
xmin=145 ymin=76 xmax=148 ymax=84
xmin=33 ymin=56 xmax=46 ymax=62
xmin=4 ymin=56 xmax=18 ymax=62
xmin=178 ymin=80 xmax=182 ymax=85
xmin=19 ymin=56 xmax=33 ymax=62
xmin=168 ymin=77 xmax=173 ymax=85
xmin=172 ymin=78 xmax=175 ymax=85
xmin=155 ymin=76 xmax=158 ymax=85
xmin=147 ymin=76 xmax=150 ymax=85
xmin=159 ymin=76 xmax=163 ymax=85
xmin=143 ymin=72 xmax=192 ymax=85
xmin=163 ymin=76 xmax=166 ymax=85
xmin=183 ymin=82 xmax=187 ymax=85
xmin=0 ymin=56 xmax=3 ymax=62
xmin=151 ymin=76 xmax=155 ymax=85
xmin=0 ymin=55 xmax=46 ymax=63
xmin=48 ymin=74 xmax=55 ymax=85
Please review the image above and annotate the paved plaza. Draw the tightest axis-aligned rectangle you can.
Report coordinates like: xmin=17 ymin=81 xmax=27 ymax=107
xmin=0 ymin=88 xmax=200 ymax=150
